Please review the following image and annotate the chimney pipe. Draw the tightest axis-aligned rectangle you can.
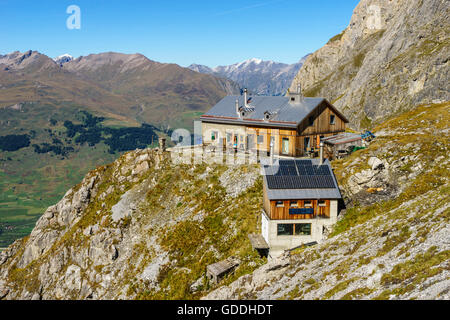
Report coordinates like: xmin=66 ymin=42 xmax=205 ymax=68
xmin=244 ymin=88 xmax=248 ymax=105
xmin=319 ymin=141 xmax=324 ymax=165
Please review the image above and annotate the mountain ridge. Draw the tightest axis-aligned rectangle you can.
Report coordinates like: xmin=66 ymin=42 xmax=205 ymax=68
xmin=189 ymin=56 xmax=309 ymax=96
xmin=0 ymin=50 xmax=240 ymax=129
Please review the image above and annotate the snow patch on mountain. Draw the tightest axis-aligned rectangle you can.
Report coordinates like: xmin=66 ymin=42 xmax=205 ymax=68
xmin=54 ymin=54 xmax=74 ymax=66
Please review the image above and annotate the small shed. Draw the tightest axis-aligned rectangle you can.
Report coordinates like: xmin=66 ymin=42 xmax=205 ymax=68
xmin=248 ymin=233 xmax=270 ymax=258
xmin=206 ymin=257 xmax=240 ymax=284
xmin=322 ymin=133 xmax=363 ymax=159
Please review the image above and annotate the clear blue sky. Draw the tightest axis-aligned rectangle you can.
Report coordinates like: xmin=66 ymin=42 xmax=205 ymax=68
xmin=0 ymin=0 xmax=360 ymax=67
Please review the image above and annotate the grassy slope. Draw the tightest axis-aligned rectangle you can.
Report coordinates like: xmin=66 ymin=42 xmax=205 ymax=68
xmin=0 ymin=103 xmax=124 ymax=247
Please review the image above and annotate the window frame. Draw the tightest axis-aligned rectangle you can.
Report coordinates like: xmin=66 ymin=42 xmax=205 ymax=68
xmin=330 ymin=114 xmax=336 ymax=125
xmin=282 ymin=137 xmax=290 ymax=155
xmin=277 ymin=224 xmax=294 ymax=236
xmin=275 ymin=201 xmax=284 ymax=208
xmin=257 ymin=135 xmax=264 ymax=145
xmin=226 ymin=132 xmax=232 ymax=143
xmin=294 ymin=223 xmax=312 ymax=236
xmin=304 ymin=200 xmax=313 ymax=207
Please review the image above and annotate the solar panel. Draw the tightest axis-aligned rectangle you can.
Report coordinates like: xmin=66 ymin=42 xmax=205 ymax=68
xmin=305 ymin=166 xmax=315 ymax=175
xmin=265 ymin=159 xmax=336 ymax=190
xmin=287 ymin=166 xmax=298 ymax=176
xmin=295 ymin=160 xmax=312 ymax=166
xmin=266 ymin=175 xmax=281 ymax=189
xmin=279 ymin=160 xmax=295 ymax=166
xmin=312 ymin=165 xmax=331 ymax=176
xmin=297 ymin=166 xmax=307 ymax=175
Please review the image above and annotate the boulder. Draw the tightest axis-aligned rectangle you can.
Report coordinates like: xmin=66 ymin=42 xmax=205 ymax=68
xmin=368 ymin=157 xmax=384 ymax=170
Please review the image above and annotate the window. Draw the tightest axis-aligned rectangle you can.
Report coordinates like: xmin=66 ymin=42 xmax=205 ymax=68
xmin=330 ymin=115 xmax=336 ymax=125
xmin=304 ymin=200 xmax=312 ymax=207
xmin=240 ymin=135 xmax=244 ymax=142
xmin=290 ymin=201 xmax=298 ymax=207
xmin=294 ymin=224 xmax=312 ymax=236
xmin=276 ymin=201 xmax=284 ymax=207
xmin=318 ymin=200 xmax=326 ymax=207
xmin=277 ymin=224 xmax=294 ymax=236
xmin=304 ymin=137 xmax=311 ymax=150
xmin=226 ymin=132 xmax=232 ymax=143
xmin=277 ymin=223 xmax=312 ymax=236
xmin=211 ymin=131 xmax=218 ymax=141
xmin=291 ymin=97 xmax=295 ymax=101
xmin=257 ymin=135 xmax=264 ymax=145
xmin=309 ymin=116 xmax=314 ymax=126
xmin=247 ymin=134 xmax=255 ymax=149
xmin=282 ymin=138 xmax=289 ymax=155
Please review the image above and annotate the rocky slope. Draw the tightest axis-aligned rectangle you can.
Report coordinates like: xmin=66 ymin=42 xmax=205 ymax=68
xmin=289 ymin=0 xmax=449 ymax=129
xmin=189 ymin=56 xmax=308 ymax=96
xmin=0 ymin=149 xmax=265 ymax=300
xmin=205 ymin=101 xmax=450 ymax=300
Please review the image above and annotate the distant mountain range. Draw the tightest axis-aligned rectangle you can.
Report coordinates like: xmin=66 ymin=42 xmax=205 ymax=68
xmin=189 ymin=56 xmax=309 ymax=96
xmin=0 ymin=50 xmax=240 ymax=129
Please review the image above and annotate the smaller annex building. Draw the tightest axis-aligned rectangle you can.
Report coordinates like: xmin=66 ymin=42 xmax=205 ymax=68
xmin=261 ymin=157 xmax=342 ymax=257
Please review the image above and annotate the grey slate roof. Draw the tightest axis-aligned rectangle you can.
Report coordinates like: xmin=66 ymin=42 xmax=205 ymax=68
xmin=263 ymin=158 xmax=342 ymax=200
xmin=201 ymin=95 xmax=326 ymax=128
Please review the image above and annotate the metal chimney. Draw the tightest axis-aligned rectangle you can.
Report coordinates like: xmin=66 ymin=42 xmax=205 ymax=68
xmin=244 ymin=88 xmax=248 ymax=105
xmin=236 ymin=99 xmax=240 ymax=118
xmin=319 ymin=141 xmax=324 ymax=165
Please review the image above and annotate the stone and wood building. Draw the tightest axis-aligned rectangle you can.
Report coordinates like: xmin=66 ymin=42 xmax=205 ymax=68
xmin=199 ymin=87 xmax=349 ymax=157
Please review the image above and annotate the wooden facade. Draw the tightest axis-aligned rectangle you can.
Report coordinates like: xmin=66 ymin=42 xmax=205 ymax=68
xmin=263 ymin=180 xmax=331 ymax=221
xmin=244 ymin=101 xmax=346 ymax=157
xmin=268 ymin=199 xmax=331 ymax=220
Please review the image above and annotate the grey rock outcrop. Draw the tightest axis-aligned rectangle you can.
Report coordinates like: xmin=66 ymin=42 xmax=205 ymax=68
xmin=290 ymin=0 xmax=449 ymax=128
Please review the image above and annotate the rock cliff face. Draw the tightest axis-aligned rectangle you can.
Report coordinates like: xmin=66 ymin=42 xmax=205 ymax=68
xmin=290 ymin=0 xmax=449 ymax=128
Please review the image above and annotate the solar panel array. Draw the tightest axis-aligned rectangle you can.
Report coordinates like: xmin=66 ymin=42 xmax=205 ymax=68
xmin=264 ymin=160 xmax=336 ymax=190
